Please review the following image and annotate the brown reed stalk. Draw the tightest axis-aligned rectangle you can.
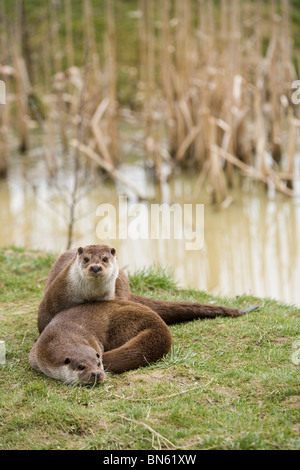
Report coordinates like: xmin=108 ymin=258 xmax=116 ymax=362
xmin=64 ymin=0 xmax=74 ymax=69
xmin=139 ymin=0 xmax=154 ymax=136
xmin=13 ymin=1 xmax=28 ymax=153
xmin=0 ymin=109 xmax=8 ymax=178
xmin=170 ymin=0 xmax=195 ymax=166
xmin=0 ymin=83 xmax=8 ymax=177
xmin=14 ymin=56 xmax=30 ymax=154
xmin=286 ymin=108 xmax=296 ymax=190
xmin=91 ymin=97 xmax=114 ymax=165
xmin=0 ymin=0 xmax=9 ymax=64
xmin=269 ymin=0 xmax=282 ymax=164
xmin=105 ymin=0 xmax=118 ymax=165
xmin=0 ymin=1 xmax=8 ymax=177
xmin=42 ymin=2 xmax=52 ymax=91
xmin=160 ymin=0 xmax=176 ymax=156
xmin=208 ymin=116 xmax=227 ymax=204
xmin=50 ymin=0 xmax=62 ymax=73
xmin=83 ymin=0 xmax=101 ymax=85
xmin=139 ymin=0 xmax=163 ymax=194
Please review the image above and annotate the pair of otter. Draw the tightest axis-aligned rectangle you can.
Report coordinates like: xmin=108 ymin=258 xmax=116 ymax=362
xmin=29 ymin=245 xmax=258 ymax=384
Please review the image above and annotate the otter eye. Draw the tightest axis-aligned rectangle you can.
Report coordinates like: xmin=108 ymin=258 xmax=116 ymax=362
xmin=84 ymin=257 xmax=89 ymax=263
xmin=64 ymin=358 xmax=70 ymax=365
xmin=102 ymin=257 xmax=108 ymax=263
xmin=78 ymin=365 xmax=85 ymax=371
xmin=96 ymin=353 xmax=100 ymax=358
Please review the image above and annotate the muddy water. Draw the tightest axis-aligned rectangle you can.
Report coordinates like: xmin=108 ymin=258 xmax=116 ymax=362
xmin=0 ymin=156 xmax=300 ymax=306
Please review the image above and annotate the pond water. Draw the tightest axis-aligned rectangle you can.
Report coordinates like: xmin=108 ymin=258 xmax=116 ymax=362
xmin=0 ymin=149 xmax=300 ymax=307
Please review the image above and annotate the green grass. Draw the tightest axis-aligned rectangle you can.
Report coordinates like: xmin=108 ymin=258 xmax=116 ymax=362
xmin=0 ymin=247 xmax=299 ymax=450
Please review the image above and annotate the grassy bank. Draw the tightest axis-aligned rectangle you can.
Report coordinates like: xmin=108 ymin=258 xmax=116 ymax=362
xmin=0 ymin=246 xmax=299 ymax=450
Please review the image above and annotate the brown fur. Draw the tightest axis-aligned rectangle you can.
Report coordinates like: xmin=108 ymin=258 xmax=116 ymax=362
xmin=30 ymin=301 xmax=172 ymax=384
xmin=38 ymin=245 xmax=250 ymax=334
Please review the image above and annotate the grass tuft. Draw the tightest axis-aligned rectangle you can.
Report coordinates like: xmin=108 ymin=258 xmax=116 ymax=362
xmin=128 ymin=264 xmax=178 ymax=293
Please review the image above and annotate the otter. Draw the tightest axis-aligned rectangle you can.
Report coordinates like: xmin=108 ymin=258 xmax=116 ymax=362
xmin=37 ymin=245 xmax=127 ymax=333
xmin=30 ymin=301 xmax=173 ymax=384
xmin=37 ymin=244 xmax=258 ymax=334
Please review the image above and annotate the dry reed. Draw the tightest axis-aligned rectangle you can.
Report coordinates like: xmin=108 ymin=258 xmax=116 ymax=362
xmin=0 ymin=0 xmax=299 ymax=203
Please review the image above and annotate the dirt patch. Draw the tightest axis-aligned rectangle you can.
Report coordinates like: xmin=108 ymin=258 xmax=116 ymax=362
xmin=271 ymin=336 xmax=291 ymax=345
xmin=0 ymin=302 xmax=37 ymax=318
xmin=213 ymin=387 xmax=240 ymax=398
xmin=2 ymin=249 xmax=48 ymax=259
xmin=128 ymin=369 xmax=197 ymax=390
xmin=282 ymin=395 xmax=300 ymax=408
xmin=108 ymin=368 xmax=208 ymax=403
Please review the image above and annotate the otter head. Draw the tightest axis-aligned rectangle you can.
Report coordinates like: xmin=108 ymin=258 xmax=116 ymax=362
xmin=76 ymin=245 xmax=118 ymax=280
xmin=32 ymin=331 xmax=106 ymax=385
xmin=62 ymin=344 xmax=106 ymax=385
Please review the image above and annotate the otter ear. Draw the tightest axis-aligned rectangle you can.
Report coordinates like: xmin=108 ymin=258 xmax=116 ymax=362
xmin=111 ymin=247 xmax=116 ymax=256
xmin=77 ymin=247 xmax=83 ymax=255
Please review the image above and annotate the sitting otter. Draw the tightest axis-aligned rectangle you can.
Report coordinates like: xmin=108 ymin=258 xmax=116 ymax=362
xmin=37 ymin=245 xmax=128 ymax=333
xmin=30 ymin=301 xmax=172 ymax=384
xmin=37 ymin=244 xmax=257 ymax=334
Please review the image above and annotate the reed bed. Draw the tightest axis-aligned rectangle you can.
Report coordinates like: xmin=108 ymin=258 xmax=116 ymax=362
xmin=0 ymin=0 xmax=299 ymax=203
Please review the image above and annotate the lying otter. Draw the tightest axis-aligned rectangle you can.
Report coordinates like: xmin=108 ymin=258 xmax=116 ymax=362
xmin=30 ymin=301 xmax=172 ymax=384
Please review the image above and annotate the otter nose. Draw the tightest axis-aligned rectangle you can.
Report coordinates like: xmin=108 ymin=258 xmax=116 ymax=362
xmin=90 ymin=265 xmax=102 ymax=273
xmin=91 ymin=371 xmax=105 ymax=382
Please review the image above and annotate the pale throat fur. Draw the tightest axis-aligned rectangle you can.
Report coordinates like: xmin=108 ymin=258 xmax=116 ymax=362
xmin=68 ymin=253 xmax=119 ymax=302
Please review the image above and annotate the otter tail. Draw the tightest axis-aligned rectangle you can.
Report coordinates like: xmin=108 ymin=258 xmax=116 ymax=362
xmin=130 ymin=294 xmax=259 ymax=325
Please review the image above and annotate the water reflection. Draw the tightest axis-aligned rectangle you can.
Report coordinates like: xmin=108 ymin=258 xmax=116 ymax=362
xmin=0 ymin=158 xmax=299 ymax=306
